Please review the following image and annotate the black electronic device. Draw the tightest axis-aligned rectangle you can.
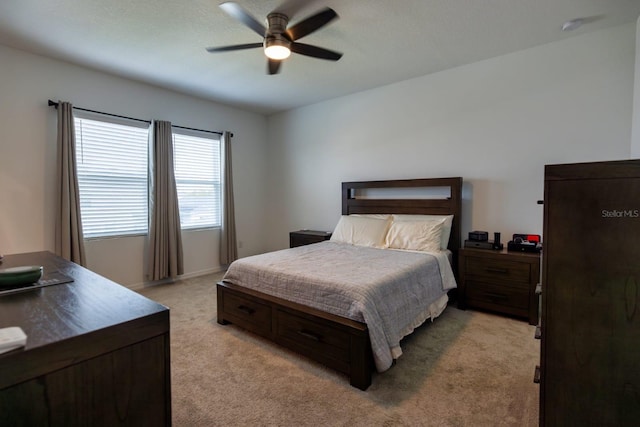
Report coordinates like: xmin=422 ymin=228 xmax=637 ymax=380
xmin=465 ymin=230 xmax=505 ymax=250
xmin=507 ymin=233 xmax=542 ymax=253
xmin=468 ymin=230 xmax=488 ymax=241
xmin=492 ymin=232 xmax=503 ymax=250
xmin=464 ymin=240 xmax=495 ymax=250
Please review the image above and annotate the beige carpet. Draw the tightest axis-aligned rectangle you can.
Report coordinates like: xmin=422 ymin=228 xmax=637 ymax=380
xmin=138 ymin=273 xmax=539 ymax=427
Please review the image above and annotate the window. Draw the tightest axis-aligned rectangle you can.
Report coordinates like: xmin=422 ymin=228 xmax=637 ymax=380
xmin=172 ymin=130 xmax=221 ymax=230
xmin=73 ymin=114 xmax=221 ymax=238
xmin=74 ymin=115 xmax=149 ymax=238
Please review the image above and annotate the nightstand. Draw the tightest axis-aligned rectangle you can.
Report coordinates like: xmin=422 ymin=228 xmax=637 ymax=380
xmin=289 ymin=230 xmax=332 ymax=248
xmin=458 ymin=248 xmax=540 ymax=324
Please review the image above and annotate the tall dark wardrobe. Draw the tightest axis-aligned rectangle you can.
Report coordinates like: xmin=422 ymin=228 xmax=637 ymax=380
xmin=540 ymin=159 xmax=640 ymax=425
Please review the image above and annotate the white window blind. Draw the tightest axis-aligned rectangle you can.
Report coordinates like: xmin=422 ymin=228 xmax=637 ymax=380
xmin=172 ymin=130 xmax=221 ymax=230
xmin=74 ymin=115 xmax=149 ymax=238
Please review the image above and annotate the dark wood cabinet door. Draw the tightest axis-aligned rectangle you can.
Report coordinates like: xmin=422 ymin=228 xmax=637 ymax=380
xmin=542 ymin=169 xmax=640 ymax=426
xmin=0 ymin=335 xmax=169 ymax=426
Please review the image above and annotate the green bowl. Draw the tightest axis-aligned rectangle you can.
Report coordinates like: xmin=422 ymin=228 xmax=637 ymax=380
xmin=0 ymin=265 xmax=43 ymax=288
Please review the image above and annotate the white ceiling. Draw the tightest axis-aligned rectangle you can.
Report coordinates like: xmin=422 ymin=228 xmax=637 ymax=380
xmin=1 ymin=0 xmax=639 ymax=115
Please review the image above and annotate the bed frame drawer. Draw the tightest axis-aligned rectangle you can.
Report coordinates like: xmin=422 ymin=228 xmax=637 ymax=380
xmin=220 ymin=289 xmax=272 ymax=336
xmin=275 ymin=309 xmax=350 ymax=372
xmin=217 ymin=281 xmax=373 ymax=390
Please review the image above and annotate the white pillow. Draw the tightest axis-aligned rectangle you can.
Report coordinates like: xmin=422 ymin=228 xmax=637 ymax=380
xmin=350 ymin=214 xmax=392 ymax=220
xmin=385 ymin=219 xmax=444 ymax=252
xmin=392 ymin=214 xmax=454 ymax=250
xmin=330 ymin=215 xmax=390 ymax=248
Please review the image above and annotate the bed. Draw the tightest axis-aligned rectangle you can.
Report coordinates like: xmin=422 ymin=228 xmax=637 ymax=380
xmin=217 ymin=177 xmax=462 ymax=390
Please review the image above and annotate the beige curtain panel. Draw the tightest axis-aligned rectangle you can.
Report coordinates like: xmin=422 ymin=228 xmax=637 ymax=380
xmin=55 ymin=101 xmax=86 ymax=266
xmin=147 ymin=120 xmax=184 ymax=281
xmin=220 ymin=131 xmax=238 ymax=265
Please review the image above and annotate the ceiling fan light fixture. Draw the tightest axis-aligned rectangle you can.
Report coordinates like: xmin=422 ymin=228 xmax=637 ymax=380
xmin=264 ymin=36 xmax=291 ymax=60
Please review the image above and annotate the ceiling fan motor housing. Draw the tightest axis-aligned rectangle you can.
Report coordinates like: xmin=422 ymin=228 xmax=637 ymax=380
xmin=264 ymin=33 xmax=291 ymax=50
xmin=266 ymin=13 xmax=289 ymax=36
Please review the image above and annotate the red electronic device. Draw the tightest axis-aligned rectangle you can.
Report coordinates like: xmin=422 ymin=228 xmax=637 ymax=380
xmin=508 ymin=234 xmax=542 ymax=252
xmin=513 ymin=234 xmax=540 ymax=243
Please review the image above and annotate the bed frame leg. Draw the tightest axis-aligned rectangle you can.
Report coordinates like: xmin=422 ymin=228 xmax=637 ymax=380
xmin=216 ymin=283 xmax=230 ymax=325
xmin=350 ymin=371 xmax=372 ymax=391
xmin=349 ymin=335 xmax=373 ymax=390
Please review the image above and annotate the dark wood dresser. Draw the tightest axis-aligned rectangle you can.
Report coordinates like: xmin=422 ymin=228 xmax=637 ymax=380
xmin=539 ymin=160 xmax=640 ymax=426
xmin=457 ymin=248 xmax=540 ymax=324
xmin=0 ymin=251 xmax=171 ymax=426
xmin=289 ymin=230 xmax=332 ymax=248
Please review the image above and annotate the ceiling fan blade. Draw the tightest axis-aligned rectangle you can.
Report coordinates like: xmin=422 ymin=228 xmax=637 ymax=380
xmin=290 ymin=42 xmax=342 ymax=61
xmin=286 ymin=7 xmax=338 ymax=41
xmin=206 ymin=42 xmax=263 ymax=53
xmin=220 ymin=2 xmax=266 ymax=37
xmin=268 ymin=59 xmax=282 ymax=75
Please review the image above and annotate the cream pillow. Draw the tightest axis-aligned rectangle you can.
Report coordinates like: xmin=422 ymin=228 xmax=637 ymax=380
xmin=392 ymin=214 xmax=454 ymax=250
xmin=330 ymin=215 xmax=390 ymax=248
xmin=385 ymin=219 xmax=444 ymax=252
xmin=350 ymin=214 xmax=392 ymax=220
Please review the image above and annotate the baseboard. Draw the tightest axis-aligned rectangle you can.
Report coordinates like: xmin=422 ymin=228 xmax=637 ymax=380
xmin=128 ymin=266 xmax=226 ymax=291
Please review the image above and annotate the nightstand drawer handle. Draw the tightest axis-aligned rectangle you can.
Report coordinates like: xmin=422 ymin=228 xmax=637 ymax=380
xmin=485 ymin=267 xmax=508 ymax=274
xmin=485 ymin=292 xmax=508 ymax=301
xmin=237 ymin=305 xmax=256 ymax=315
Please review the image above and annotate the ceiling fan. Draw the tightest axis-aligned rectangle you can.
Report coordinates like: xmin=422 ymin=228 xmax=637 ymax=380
xmin=206 ymin=1 xmax=343 ymax=75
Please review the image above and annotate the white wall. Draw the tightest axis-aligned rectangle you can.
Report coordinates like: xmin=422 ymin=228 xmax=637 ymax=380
xmin=632 ymin=15 xmax=640 ymax=157
xmin=266 ymin=23 xmax=636 ymax=250
xmin=0 ymin=44 xmax=269 ymax=286
xmin=1 ymin=22 xmax=636 ymax=285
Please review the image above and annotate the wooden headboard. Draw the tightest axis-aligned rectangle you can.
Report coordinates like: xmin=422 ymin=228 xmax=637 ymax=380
xmin=341 ymin=177 xmax=463 ymax=252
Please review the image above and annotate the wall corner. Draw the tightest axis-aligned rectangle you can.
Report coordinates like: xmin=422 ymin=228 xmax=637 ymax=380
xmin=631 ymin=15 xmax=640 ymax=158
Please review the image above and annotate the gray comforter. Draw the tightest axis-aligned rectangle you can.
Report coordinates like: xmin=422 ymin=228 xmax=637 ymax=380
xmin=222 ymin=241 xmax=456 ymax=372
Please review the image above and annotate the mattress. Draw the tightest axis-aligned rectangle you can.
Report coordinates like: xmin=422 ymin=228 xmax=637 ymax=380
xmin=222 ymin=241 xmax=457 ymax=372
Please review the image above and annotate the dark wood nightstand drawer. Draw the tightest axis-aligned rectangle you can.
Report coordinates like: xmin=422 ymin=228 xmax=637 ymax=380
xmin=465 ymin=256 xmax=531 ymax=286
xmin=465 ymin=280 xmax=530 ymax=311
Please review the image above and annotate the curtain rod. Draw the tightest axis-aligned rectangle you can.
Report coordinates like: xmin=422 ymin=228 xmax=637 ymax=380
xmin=47 ymin=100 xmax=232 ymax=137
